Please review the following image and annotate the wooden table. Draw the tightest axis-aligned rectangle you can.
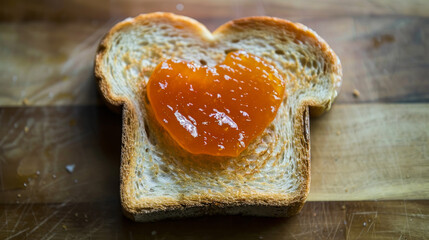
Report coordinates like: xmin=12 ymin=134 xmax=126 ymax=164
xmin=1 ymin=0 xmax=428 ymax=239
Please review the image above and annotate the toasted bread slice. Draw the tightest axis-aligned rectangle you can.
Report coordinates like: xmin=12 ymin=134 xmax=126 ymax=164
xmin=95 ymin=12 xmax=342 ymax=222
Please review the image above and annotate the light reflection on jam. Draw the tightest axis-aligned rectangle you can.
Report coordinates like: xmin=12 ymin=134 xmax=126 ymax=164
xmin=147 ymin=50 xmax=286 ymax=157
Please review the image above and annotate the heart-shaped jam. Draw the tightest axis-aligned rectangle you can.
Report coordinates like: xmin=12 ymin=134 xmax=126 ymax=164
xmin=147 ymin=50 xmax=285 ymax=157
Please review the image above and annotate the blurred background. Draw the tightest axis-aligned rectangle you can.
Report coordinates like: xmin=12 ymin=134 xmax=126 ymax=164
xmin=0 ymin=0 xmax=428 ymax=239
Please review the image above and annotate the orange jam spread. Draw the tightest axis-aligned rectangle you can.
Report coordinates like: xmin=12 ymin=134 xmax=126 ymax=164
xmin=147 ymin=50 xmax=285 ymax=157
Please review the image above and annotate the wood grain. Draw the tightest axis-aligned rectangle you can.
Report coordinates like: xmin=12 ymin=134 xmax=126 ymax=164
xmin=309 ymin=104 xmax=429 ymax=201
xmin=1 ymin=17 xmax=428 ymax=106
xmin=0 ymin=106 xmax=121 ymax=203
xmin=0 ymin=200 xmax=427 ymax=239
xmin=1 ymin=104 xmax=427 ymax=203
xmin=0 ymin=22 xmax=106 ymax=106
xmin=1 ymin=0 xmax=428 ymax=22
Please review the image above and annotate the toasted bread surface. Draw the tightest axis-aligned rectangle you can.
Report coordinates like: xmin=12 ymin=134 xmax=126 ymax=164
xmin=95 ymin=12 xmax=342 ymax=221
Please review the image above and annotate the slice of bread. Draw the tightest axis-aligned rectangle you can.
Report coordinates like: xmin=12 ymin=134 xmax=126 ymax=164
xmin=95 ymin=12 xmax=342 ymax=222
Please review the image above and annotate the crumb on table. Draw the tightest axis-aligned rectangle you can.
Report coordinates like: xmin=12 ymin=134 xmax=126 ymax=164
xmin=353 ymin=89 xmax=360 ymax=98
xmin=22 ymin=98 xmax=30 ymax=106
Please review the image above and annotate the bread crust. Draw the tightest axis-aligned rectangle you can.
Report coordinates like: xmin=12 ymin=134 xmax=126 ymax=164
xmin=95 ymin=12 xmax=341 ymax=221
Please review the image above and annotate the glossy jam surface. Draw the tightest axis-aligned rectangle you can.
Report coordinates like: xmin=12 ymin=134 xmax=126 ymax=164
xmin=147 ymin=50 xmax=285 ymax=157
